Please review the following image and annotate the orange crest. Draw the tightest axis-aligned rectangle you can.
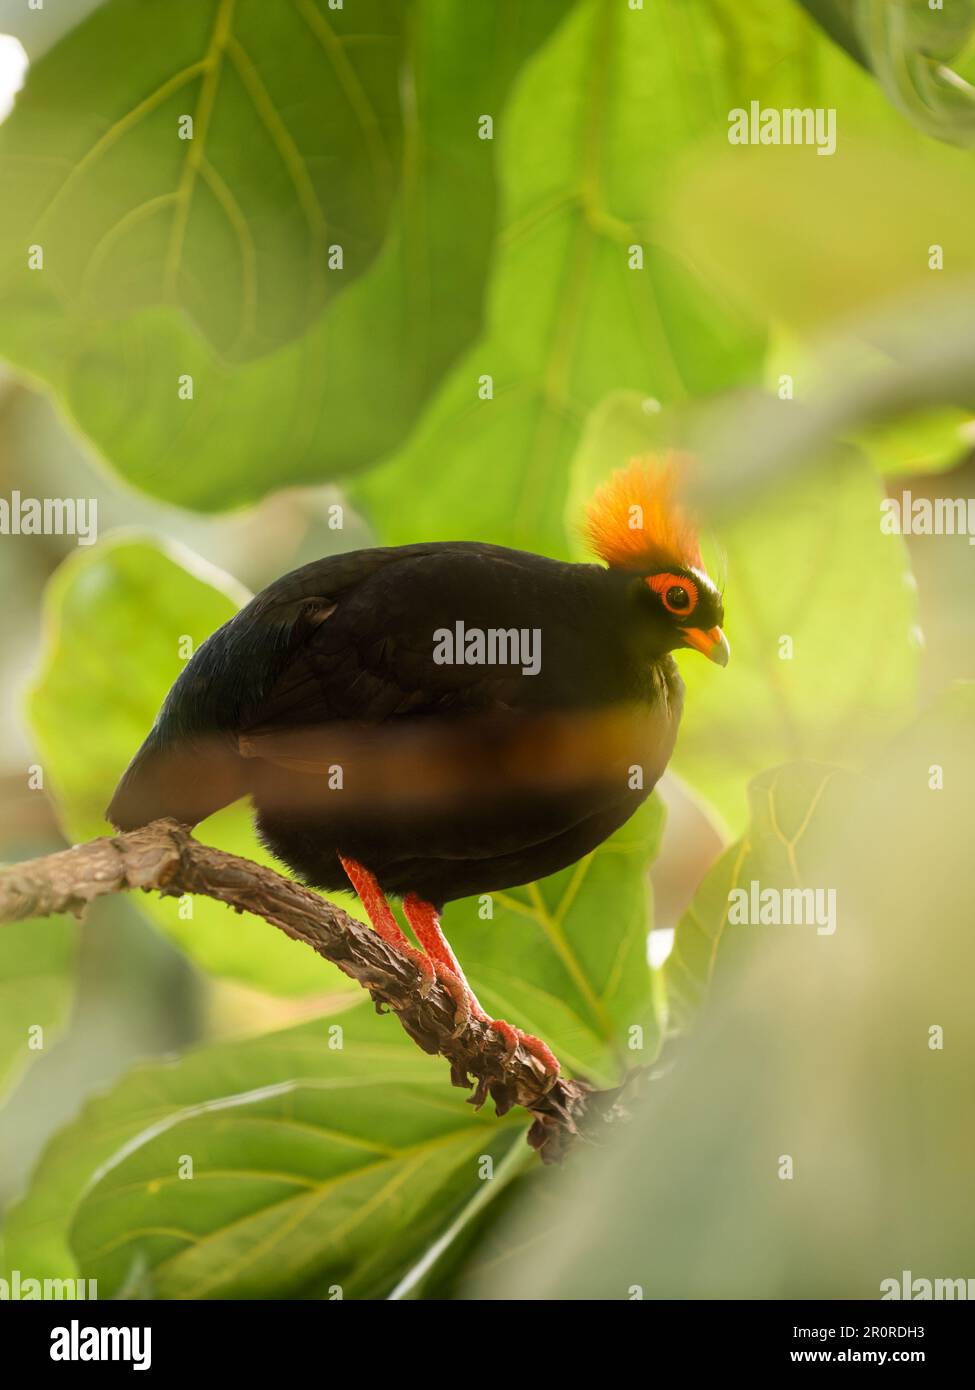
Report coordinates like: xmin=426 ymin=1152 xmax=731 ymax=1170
xmin=582 ymin=452 xmax=703 ymax=574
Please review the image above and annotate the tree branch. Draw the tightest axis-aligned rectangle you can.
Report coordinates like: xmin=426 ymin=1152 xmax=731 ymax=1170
xmin=0 ymin=819 xmax=645 ymax=1163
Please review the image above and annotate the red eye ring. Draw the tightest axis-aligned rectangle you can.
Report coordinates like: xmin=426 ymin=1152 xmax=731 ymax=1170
xmin=646 ymin=572 xmax=698 ymax=616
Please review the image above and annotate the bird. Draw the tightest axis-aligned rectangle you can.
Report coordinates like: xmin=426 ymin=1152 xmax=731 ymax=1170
xmin=107 ymin=454 xmax=728 ymax=1076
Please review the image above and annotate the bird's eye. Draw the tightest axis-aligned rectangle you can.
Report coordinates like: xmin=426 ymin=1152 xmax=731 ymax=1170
xmin=645 ymin=571 xmax=699 ymax=616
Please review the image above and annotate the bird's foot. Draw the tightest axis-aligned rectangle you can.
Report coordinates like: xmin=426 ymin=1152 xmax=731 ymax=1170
xmin=401 ymin=893 xmax=475 ymax=1035
xmin=398 ymin=893 xmax=560 ymax=1073
xmin=488 ymin=1019 xmax=561 ymax=1079
xmin=406 ymin=945 xmax=437 ymax=997
xmin=431 ymin=963 xmax=473 ymax=1037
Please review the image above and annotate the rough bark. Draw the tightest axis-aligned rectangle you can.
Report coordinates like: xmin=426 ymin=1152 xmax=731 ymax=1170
xmin=0 ymin=819 xmax=646 ymax=1162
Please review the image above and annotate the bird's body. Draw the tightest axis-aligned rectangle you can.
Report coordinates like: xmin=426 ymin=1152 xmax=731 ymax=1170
xmin=108 ymin=458 xmax=728 ymax=1074
xmin=109 ymin=542 xmax=684 ymax=903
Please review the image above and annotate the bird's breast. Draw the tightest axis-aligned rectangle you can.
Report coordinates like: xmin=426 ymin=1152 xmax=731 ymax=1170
xmin=245 ymin=695 xmax=677 ymax=833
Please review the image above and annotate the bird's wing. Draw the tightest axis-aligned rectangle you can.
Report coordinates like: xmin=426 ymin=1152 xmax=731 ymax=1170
xmin=107 ymin=544 xmax=476 ymax=829
xmin=237 ymin=545 xmax=544 ymax=739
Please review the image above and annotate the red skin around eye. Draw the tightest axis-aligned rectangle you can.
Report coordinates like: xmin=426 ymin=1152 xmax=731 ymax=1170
xmin=645 ymin=572 xmax=698 ymax=617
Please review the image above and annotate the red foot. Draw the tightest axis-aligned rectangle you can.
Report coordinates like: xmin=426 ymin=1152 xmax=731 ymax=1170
xmin=489 ymin=1020 xmax=561 ymax=1077
xmin=403 ymin=894 xmax=478 ymax=1035
xmin=402 ymin=894 xmax=560 ymax=1076
xmin=429 ymin=961 xmax=473 ymax=1037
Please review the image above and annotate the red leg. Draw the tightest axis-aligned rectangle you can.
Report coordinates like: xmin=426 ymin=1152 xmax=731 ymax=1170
xmin=403 ymin=895 xmax=484 ymax=1015
xmin=339 ymin=857 xmax=435 ymax=993
xmin=403 ymin=894 xmax=479 ymax=1037
xmin=403 ymin=894 xmax=560 ymax=1077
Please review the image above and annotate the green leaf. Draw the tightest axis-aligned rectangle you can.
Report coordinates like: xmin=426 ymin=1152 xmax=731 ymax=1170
xmin=444 ymin=796 xmax=665 ymax=1085
xmin=0 ymin=0 xmax=406 ymax=359
xmin=0 ymin=916 xmax=77 ymax=1100
xmin=28 ymin=535 xmax=355 ymax=997
xmin=0 ymin=0 xmax=571 ymax=508
xmin=459 ymin=693 xmax=975 ymax=1299
xmin=3 ymin=1002 xmax=524 ymax=1297
xmin=667 ymin=23 xmax=975 ymax=338
xmin=356 ymin=0 xmax=771 ymax=556
xmin=664 ymin=761 xmax=852 ymax=1028
xmin=387 ymin=1138 xmax=536 ymax=1299
xmin=855 ymin=0 xmax=975 ymax=145
xmin=795 ymin=1 xmax=869 ymax=67
xmin=676 ymin=457 xmax=918 ymax=829
xmin=852 ymin=406 xmax=975 ymax=476
xmin=754 ymin=330 xmax=975 ymax=478
xmin=392 ymin=1145 xmax=542 ymax=1299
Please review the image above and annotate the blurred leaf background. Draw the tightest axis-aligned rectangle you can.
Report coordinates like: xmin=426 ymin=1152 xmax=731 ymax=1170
xmin=0 ymin=0 xmax=972 ymax=1299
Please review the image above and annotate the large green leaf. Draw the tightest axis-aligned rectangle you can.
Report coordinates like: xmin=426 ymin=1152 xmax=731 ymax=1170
xmin=852 ymin=405 xmax=975 ymax=477
xmin=460 ymin=692 xmax=975 ymax=1299
xmin=664 ymin=761 xmax=852 ymax=1028
xmin=0 ymin=0 xmax=406 ymax=359
xmin=0 ymin=0 xmax=571 ymax=508
xmin=676 ymin=456 xmax=918 ymax=830
xmin=660 ymin=8 xmax=975 ymax=480
xmin=0 ymin=915 xmax=77 ymax=1100
xmin=28 ymin=535 xmax=355 ymax=997
xmin=355 ymin=0 xmax=781 ymax=556
xmin=854 ymin=0 xmax=975 ymax=145
xmin=795 ymin=1 xmax=869 ymax=67
xmin=442 ymin=796 xmax=665 ymax=1086
xmin=3 ymin=786 xmax=664 ymax=1290
xmin=3 ymin=1002 xmax=525 ymax=1295
xmin=429 ymin=759 xmax=857 ymax=1296
xmin=666 ymin=17 xmax=975 ymax=337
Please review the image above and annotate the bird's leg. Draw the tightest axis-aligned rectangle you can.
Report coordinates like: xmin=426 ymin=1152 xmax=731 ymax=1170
xmin=402 ymin=894 xmax=478 ymax=1038
xmin=339 ymin=856 xmax=435 ymax=996
xmin=403 ymin=895 xmax=481 ymax=1007
xmin=403 ymin=893 xmax=560 ymax=1076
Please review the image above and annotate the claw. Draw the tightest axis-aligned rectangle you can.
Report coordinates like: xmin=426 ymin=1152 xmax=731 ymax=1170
xmin=339 ymin=859 xmax=442 ymax=1003
xmin=410 ymin=948 xmax=437 ymax=998
xmin=398 ymin=891 xmax=560 ymax=1076
xmin=489 ymin=1017 xmax=521 ymax=1060
xmin=434 ymin=963 xmax=472 ymax=1038
xmin=489 ymin=1019 xmax=561 ymax=1079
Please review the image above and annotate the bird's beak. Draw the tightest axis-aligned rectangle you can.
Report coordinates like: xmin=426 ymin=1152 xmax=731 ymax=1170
xmin=680 ymin=625 xmax=730 ymax=667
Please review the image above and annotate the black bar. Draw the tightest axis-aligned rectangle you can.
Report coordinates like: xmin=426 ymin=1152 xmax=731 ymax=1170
xmin=1 ymin=1298 xmax=971 ymax=1372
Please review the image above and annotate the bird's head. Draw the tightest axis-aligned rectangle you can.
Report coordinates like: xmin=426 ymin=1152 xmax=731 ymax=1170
xmin=583 ymin=452 xmax=730 ymax=667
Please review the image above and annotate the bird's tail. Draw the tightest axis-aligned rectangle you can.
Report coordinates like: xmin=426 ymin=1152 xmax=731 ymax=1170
xmin=106 ymin=729 xmax=245 ymax=831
